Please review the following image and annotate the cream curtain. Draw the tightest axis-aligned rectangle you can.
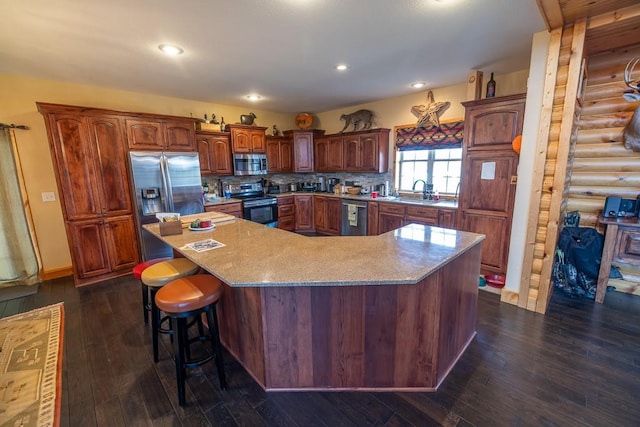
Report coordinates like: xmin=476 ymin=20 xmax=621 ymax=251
xmin=0 ymin=128 xmax=39 ymax=287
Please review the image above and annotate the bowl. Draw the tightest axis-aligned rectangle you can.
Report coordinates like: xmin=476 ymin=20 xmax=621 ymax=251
xmin=484 ymin=274 xmax=505 ymax=288
xmin=346 ymin=186 xmax=362 ymax=195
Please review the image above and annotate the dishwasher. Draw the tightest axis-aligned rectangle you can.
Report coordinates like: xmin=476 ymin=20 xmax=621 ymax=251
xmin=341 ymin=200 xmax=368 ymax=236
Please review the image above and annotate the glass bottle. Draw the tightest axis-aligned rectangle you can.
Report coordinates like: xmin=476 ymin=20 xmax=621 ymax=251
xmin=486 ymin=72 xmax=496 ymax=98
xmin=220 ymin=117 xmax=226 ymax=132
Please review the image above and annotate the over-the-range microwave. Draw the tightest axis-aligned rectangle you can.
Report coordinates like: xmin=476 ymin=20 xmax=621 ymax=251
xmin=233 ymin=153 xmax=268 ymax=176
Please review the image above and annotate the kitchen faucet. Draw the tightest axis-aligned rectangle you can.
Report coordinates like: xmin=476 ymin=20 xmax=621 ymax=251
xmin=412 ymin=179 xmax=428 ymax=199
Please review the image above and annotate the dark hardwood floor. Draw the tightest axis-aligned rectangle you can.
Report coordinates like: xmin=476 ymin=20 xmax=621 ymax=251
xmin=2 ymin=276 xmax=639 ymax=426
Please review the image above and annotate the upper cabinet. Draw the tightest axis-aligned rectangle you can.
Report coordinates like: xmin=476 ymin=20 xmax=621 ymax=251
xmin=462 ymin=94 xmax=526 ymax=151
xmin=197 ymin=130 xmax=233 ymax=175
xmin=125 ymin=117 xmax=196 ymax=151
xmin=228 ymin=124 xmax=267 ymax=153
xmin=266 ymin=136 xmax=293 ymax=173
xmin=315 ymin=128 xmax=389 ymax=173
xmin=284 ymin=129 xmax=325 ymax=173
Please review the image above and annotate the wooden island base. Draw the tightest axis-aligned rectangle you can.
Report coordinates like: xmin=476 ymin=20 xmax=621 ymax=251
xmin=217 ymin=244 xmax=481 ymax=391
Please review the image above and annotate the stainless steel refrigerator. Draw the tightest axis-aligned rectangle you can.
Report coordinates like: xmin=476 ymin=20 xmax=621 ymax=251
xmin=129 ymin=151 xmax=204 ymax=260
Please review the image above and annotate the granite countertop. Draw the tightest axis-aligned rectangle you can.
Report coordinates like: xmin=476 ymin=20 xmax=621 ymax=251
xmin=144 ymin=219 xmax=483 ymax=288
xmin=271 ymin=191 xmax=458 ymax=209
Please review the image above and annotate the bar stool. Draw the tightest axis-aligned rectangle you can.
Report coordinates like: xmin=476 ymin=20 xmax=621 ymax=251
xmin=141 ymin=258 xmax=200 ymax=362
xmin=155 ymin=274 xmax=227 ymax=406
xmin=133 ymin=257 xmax=172 ymax=324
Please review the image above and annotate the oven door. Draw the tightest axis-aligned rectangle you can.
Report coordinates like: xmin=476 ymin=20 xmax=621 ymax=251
xmin=243 ymin=203 xmax=278 ymax=227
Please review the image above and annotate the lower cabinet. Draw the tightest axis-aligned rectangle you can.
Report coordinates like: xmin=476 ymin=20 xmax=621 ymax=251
xmin=67 ymin=216 xmax=139 ymax=283
xmin=378 ymin=203 xmax=406 ymax=234
xmin=277 ymin=196 xmax=295 ymax=231
xmin=367 ymin=202 xmax=379 ymax=235
xmin=438 ymin=209 xmax=457 ymax=229
xmin=405 ymin=205 xmax=438 ymax=226
xmin=314 ymin=196 xmax=341 ymax=235
xmin=294 ymin=195 xmax=314 ymax=232
xmin=205 ymin=202 xmax=243 ymax=218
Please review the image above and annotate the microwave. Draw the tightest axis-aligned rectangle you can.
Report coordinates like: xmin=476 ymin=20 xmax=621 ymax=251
xmin=233 ymin=153 xmax=268 ymax=176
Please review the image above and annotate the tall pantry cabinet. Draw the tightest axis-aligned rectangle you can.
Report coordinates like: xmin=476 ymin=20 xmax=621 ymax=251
xmin=38 ymin=103 xmax=140 ymax=286
xmin=458 ymin=94 xmax=525 ymax=276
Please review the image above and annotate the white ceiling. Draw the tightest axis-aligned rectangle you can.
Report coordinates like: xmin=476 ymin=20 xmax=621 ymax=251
xmin=1 ymin=0 xmax=546 ymax=114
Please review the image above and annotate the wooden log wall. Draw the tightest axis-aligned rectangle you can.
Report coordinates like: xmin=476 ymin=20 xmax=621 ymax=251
xmin=566 ymin=43 xmax=640 ymax=296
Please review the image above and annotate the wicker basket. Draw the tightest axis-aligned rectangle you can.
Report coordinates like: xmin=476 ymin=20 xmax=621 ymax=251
xmin=346 ymin=186 xmax=362 ymax=195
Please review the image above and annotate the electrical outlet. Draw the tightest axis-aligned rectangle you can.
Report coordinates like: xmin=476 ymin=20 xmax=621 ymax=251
xmin=42 ymin=192 xmax=56 ymax=202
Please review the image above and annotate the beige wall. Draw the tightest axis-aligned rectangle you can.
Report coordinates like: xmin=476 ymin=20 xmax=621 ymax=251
xmin=0 ymin=70 xmax=528 ymax=274
xmin=0 ymin=74 xmax=292 ymax=272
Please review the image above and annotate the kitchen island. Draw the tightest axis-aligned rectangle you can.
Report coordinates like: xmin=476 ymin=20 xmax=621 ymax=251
xmin=144 ymin=218 xmax=484 ymax=391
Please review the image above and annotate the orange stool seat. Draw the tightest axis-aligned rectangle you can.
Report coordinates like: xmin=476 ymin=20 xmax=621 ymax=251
xmin=142 ymin=258 xmax=200 ymax=362
xmin=134 ymin=257 xmax=172 ymax=324
xmin=155 ymin=274 xmax=226 ymax=405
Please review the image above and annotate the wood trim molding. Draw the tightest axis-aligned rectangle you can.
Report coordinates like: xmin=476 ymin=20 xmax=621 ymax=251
xmin=518 ymin=28 xmax=563 ymax=309
xmin=536 ymin=18 xmax=587 ymax=314
xmin=587 ymin=3 xmax=640 ymax=29
xmin=40 ymin=266 xmax=73 ymax=281
xmin=536 ymin=0 xmax=564 ymax=31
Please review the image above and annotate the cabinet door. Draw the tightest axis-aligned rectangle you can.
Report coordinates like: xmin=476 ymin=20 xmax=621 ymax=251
xmin=250 ymin=129 xmax=266 ymax=152
xmin=327 ymin=137 xmax=344 ymax=171
xmin=459 ymin=150 xmax=518 ymax=274
xmin=231 ymin=128 xmax=251 ymax=152
xmin=126 ymin=118 xmax=165 ymax=150
xmin=266 ymin=138 xmax=281 ymax=172
xmin=438 ymin=209 xmax=457 ymax=229
xmin=165 ymin=118 xmax=196 ymax=151
xmin=315 ymin=137 xmax=329 ymax=172
xmin=280 ymin=139 xmax=293 ymax=172
xmin=359 ymin=133 xmax=379 ymax=171
xmin=197 ymin=135 xmax=214 ymax=174
xmin=326 ymin=198 xmax=342 ymax=235
xmin=67 ymin=219 xmax=110 ymax=279
xmin=212 ymin=135 xmax=233 ymax=175
xmin=104 ymin=215 xmax=139 ymax=271
xmin=379 ymin=213 xmax=404 ymax=234
xmin=89 ymin=116 xmax=132 ymax=217
xmin=205 ymin=203 xmax=243 ymax=218
xmin=464 ymin=97 xmax=525 ymax=151
xmin=314 ymin=197 xmax=327 ymax=231
xmin=368 ymin=202 xmax=379 ymax=235
xmin=294 ymin=195 xmax=314 ymax=232
xmin=48 ymin=114 xmax=102 ymax=220
xmin=405 ymin=205 xmax=438 ymax=226
xmin=294 ymin=132 xmax=314 ymax=172
xmin=343 ymin=136 xmax=359 ymax=170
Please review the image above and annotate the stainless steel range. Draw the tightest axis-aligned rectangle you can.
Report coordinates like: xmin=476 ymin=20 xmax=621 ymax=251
xmin=229 ymin=182 xmax=278 ymax=227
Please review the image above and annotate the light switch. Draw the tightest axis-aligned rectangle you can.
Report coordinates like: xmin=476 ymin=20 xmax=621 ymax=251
xmin=42 ymin=192 xmax=56 ymax=202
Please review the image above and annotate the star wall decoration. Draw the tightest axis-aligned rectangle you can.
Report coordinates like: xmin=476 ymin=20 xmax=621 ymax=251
xmin=411 ymin=90 xmax=450 ymax=128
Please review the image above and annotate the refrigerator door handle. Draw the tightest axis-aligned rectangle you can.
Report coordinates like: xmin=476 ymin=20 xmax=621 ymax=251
xmin=160 ymin=155 xmax=175 ymax=212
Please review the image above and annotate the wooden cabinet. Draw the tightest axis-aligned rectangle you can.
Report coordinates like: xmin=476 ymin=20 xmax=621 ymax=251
xmin=458 ymin=94 xmax=525 ymax=275
xmin=378 ymin=203 xmax=406 ymax=234
xmin=405 ymin=205 xmax=439 ymax=227
xmin=125 ymin=117 xmax=196 ymax=151
xmin=315 ymin=129 xmax=388 ymax=173
xmin=284 ymin=130 xmax=325 ymax=173
xmin=205 ymin=202 xmax=243 ymax=218
xmin=266 ymin=136 xmax=293 ymax=173
xmin=438 ymin=209 xmax=457 ymax=229
xmin=38 ymin=103 xmax=139 ymax=286
xmin=368 ymin=202 xmax=379 ymax=236
xmin=294 ymin=194 xmax=314 ymax=232
xmin=228 ymin=124 xmax=267 ymax=153
xmin=314 ymin=196 xmax=341 ymax=235
xmin=197 ymin=131 xmax=233 ymax=175
xmin=277 ymin=196 xmax=295 ymax=231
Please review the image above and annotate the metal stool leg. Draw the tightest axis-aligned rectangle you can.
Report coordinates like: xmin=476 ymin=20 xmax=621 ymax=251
xmin=206 ymin=306 xmax=226 ymax=389
xmin=150 ymin=287 xmax=160 ymax=363
xmin=142 ymin=282 xmax=149 ymax=325
xmin=174 ymin=317 xmax=188 ymax=406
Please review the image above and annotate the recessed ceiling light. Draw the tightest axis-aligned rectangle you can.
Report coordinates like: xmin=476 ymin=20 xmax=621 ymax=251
xmin=411 ymin=82 xmax=426 ymax=89
xmin=247 ymin=95 xmax=261 ymax=101
xmin=335 ymin=64 xmax=348 ymax=71
xmin=158 ymin=44 xmax=184 ymax=55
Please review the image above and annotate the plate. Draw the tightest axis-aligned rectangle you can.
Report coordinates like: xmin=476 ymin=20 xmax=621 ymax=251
xmin=189 ymin=225 xmax=215 ymax=232
xmin=295 ymin=113 xmax=313 ymax=129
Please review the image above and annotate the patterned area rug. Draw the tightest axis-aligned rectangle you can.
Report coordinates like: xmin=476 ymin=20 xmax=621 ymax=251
xmin=0 ymin=303 xmax=64 ymax=427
